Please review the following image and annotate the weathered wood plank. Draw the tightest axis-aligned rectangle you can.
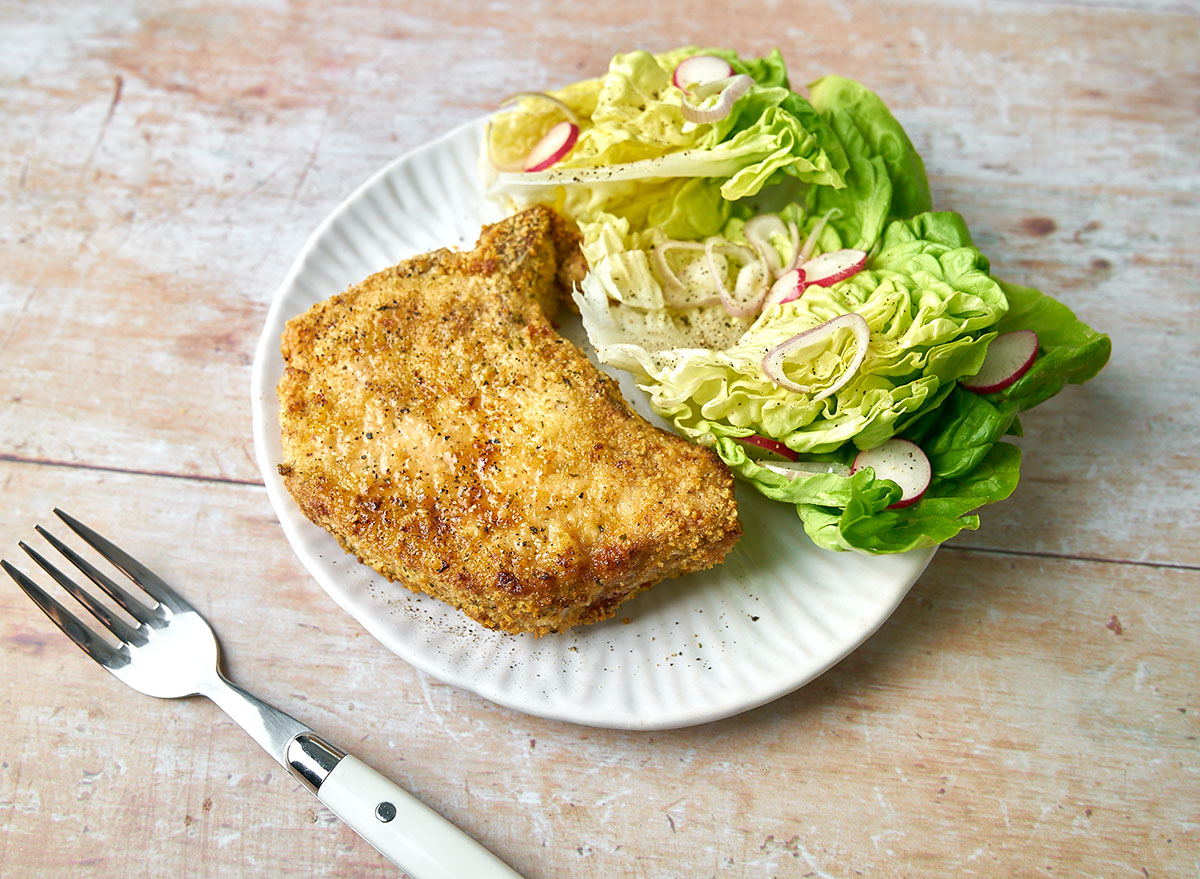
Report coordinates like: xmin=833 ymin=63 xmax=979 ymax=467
xmin=0 ymin=463 xmax=1195 ymax=877
xmin=1 ymin=1 xmax=1197 ymax=876
xmin=1 ymin=0 xmax=1194 ymax=567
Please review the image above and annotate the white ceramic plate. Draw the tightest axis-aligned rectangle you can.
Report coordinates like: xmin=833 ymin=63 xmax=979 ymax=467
xmin=251 ymin=116 xmax=935 ymax=730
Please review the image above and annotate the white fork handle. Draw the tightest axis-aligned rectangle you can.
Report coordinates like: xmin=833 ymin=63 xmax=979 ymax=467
xmin=317 ymin=755 xmax=525 ymax=879
xmin=209 ymin=677 xmax=525 ymax=879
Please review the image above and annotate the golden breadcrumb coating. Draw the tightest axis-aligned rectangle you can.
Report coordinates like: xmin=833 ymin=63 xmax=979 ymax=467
xmin=277 ymin=205 xmax=740 ymax=635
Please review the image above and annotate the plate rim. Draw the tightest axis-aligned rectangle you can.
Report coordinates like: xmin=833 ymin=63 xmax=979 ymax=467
xmin=250 ymin=115 xmax=936 ymax=731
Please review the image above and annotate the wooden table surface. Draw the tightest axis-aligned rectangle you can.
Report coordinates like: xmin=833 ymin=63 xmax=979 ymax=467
xmin=2 ymin=1 xmax=1197 ymax=876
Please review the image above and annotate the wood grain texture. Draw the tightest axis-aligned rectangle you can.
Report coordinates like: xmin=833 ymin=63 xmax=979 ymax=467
xmin=1 ymin=0 xmax=1196 ymax=876
xmin=1 ymin=467 xmax=1195 ymax=877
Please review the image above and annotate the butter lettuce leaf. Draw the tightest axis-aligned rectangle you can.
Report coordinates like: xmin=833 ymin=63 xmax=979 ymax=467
xmin=577 ymin=213 xmax=1009 ymax=454
xmin=574 ymin=207 xmax=1097 ymax=554
xmin=490 ymin=47 xmax=845 ymax=219
xmin=787 ymin=75 xmax=933 ymax=252
xmin=988 ymin=279 xmax=1112 ymax=411
xmin=895 ymin=278 xmax=1111 ymax=480
xmin=902 ymin=386 xmax=1021 ymax=479
xmin=808 ymin=75 xmax=931 ymax=224
xmin=714 ymin=435 xmax=1021 ymax=552
xmin=491 ymin=46 xmax=1108 ymax=554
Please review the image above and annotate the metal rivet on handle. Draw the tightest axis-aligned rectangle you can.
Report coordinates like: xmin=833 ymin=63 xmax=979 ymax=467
xmin=375 ymin=801 xmax=397 ymax=823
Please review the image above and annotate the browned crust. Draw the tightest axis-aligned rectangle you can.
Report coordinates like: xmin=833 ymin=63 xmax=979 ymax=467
xmin=277 ymin=205 xmax=740 ymax=635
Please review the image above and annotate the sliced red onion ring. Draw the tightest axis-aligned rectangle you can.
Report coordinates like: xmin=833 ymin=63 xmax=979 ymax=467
xmin=498 ymin=91 xmax=580 ymax=127
xmin=652 ymin=240 xmax=720 ymax=308
xmin=652 ymin=240 xmax=704 ymax=295
xmin=680 ymin=74 xmax=753 ymax=125
xmin=692 ymin=75 xmax=742 ymax=100
xmin=787 ymin=208 xmax=840 ymax=271
xmin=705 ymin=237 xmax=767 ymax=317
xmin=743 ymin=214 xmax=792 ymax=278
xmin=485 ymin=119 xmax=526 ymax=172
xmin=761 ymin=312 xmax=871 ymax=401
xmin=758 ymin=460 xmax=853 ymax=479
xmin=735 ymin=260 xmax=768 ymax=309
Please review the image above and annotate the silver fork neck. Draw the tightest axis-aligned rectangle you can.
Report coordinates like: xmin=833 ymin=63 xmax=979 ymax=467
xmin=199 ymin=672 xmax=311 ymax=769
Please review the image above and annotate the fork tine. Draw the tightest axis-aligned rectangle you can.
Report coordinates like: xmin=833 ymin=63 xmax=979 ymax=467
xmin=33 ymin=528 xmax=159 ymax=624
xmin=19 ymin=541 xmax=148 ymax=646
xmin=2 ymin=559 xmax=129 ymax=669
xmin=34 ymin=526 xmax=160 ymax=626
xmin=53 ymin=509 xmax=188 ymax=612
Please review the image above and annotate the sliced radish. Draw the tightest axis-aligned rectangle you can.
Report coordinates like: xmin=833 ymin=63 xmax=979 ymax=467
xmin=737 ymin=433 xmax=799 ymax=461
xmin=762 ymin=268 xmax=806 ymax=308
xmin=761 ymin=312 xmax=870 ymax=400
xmin=851 ymin=439 xmax=931 ymax=509
xmin=524 ymin=120 xmax=579 ymax=172
xmin=788 ymin=208 xmax=839 ymax=271
xmin=672 ymin=54 xmax=734 ymax=90
xmin=960 ymin=330 xmax=1039 ymax=394
xmin=800 ymin=249 xmax=867 ymax=288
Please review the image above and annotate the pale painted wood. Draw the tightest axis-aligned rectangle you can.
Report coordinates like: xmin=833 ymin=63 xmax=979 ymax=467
xmin=1 ymin=0 xmax=1194 ymax=562
xmin=1 ymin=0 xmax=1197 ymax=876
xmin=1 ymin=469 xmax=1195 ymax=876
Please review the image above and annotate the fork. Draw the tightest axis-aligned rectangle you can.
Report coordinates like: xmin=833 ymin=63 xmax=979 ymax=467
xmin=3 ymin=509 xmax=525 ymax=879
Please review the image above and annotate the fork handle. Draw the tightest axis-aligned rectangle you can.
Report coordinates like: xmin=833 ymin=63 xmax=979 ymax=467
xmin=288 ymin=734 xmax=525 ymax=879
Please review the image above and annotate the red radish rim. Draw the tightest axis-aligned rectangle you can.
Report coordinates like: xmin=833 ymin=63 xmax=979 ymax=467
xmin=800 ymin=249 xmax=867 ymax=288
xmin=737 ymin=434 xmax=799 ymax=461
xmin=524 ymin=121 xmax=580 ymax=172
xmin=961 ymin=330 xmax=1039 ymax=394
xmin=763 ymin=268 xmax=805 ymax=308
xmin=851 ymin=438 xmax=931 ymax=509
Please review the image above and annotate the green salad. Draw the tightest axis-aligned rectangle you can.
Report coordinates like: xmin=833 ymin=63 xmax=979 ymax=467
xmin=486 ymin=47 xmax=1110 ymax=553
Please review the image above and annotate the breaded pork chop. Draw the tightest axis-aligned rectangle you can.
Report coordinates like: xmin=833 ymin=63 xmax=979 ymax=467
xmin=277 ymin=206 xmax=741 ymax=635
